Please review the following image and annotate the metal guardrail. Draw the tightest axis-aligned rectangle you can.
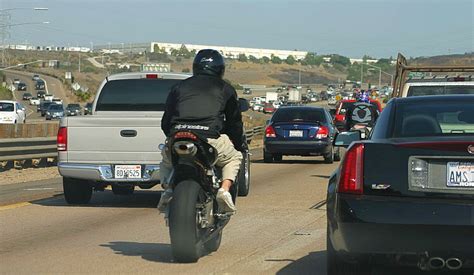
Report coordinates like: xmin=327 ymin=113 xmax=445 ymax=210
xmin=0 ymin=137 xmax=57 ymax=162
xmin=0 ymin=126 xmax=265 ymax=164
xmin=245 ymin=126 xmax=264 ymax=143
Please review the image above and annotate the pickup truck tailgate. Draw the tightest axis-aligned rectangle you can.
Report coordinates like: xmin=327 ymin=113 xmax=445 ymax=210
xmin=64 ymin=116 xmax=164 ymax=164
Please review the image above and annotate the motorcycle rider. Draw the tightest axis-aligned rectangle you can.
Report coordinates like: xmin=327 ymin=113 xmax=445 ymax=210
xmin=157 ymin=49 xmax=245 ymax=215
xmin=345 ymin=90 xmax=379 ymax=131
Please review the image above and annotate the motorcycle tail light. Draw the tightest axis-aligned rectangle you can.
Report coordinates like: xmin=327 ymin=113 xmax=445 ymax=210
xmin=174 ymin=131 xmax=197 ymax=140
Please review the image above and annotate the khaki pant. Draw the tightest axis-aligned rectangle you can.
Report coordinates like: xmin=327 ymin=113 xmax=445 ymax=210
xmin=160 ymin=134 xmax=243 ymax=184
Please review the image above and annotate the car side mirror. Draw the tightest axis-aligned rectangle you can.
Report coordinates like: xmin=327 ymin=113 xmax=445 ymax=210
xmin=238 ymin=98 xmax=250 ymax=112
xmin=333 ymin=131 xmax=361 ymax=148
xmin=266 ymin=119 xmax=270 ymax=125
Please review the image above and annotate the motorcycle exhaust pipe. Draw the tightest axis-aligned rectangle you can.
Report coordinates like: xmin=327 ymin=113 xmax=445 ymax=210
xmin=428 ymin=257 xmax=445 ymax=270
xmin=445 ymin=258 xmax=462 ymax=270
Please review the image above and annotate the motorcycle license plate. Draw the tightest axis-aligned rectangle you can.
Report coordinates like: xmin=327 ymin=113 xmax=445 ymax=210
xmin=115 ymin=165 xmax=142 ymax=179
xmin=447 ymin=162 xmax=474 ymax=187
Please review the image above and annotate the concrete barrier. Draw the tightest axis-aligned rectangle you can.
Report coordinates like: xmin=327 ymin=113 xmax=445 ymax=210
xmin=0 ymin=122 xmax=59 ymax=139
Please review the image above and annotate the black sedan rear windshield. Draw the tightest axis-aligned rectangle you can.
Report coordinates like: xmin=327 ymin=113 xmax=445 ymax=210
xmin=96 ymin=79 xmax=181 ymax=111
xmin=272 ymin=108 xmax=326 ymax=123
xmin=393 ymin=100 xmax=474 ymax=137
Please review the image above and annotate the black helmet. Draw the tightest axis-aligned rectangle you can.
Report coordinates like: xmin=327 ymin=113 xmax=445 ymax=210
xmin=193 ymin=49 xmax=225 ymax=78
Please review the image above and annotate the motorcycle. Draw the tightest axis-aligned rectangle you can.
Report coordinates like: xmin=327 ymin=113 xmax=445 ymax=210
xmin=164 ymin=99 xmax=250 ymax=263
xmin=350 ymin=123 xmax=372 ymax=139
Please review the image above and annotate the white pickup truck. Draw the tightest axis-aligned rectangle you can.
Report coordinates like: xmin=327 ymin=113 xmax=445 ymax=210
xmin=58 ymin=72 xmax=251 ymax=204
xmin=58 ymin=72 xmax=190 ymax=204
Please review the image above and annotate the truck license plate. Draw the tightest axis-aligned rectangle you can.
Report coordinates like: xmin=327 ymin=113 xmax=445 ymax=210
xmin=447 ymin=162 xmax=473 ymax=187
xmin=115 ymin=165 xmax=142 ymax=179
xmin=289 ymin=130 xmax=303 ymax=137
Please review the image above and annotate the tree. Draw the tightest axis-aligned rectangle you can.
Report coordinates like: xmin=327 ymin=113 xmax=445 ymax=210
xmin=238 ymin=53 xmax=248 ymax=62
xmin=248 ymin=55 xmax=258 ymax=63
xmin=302 ymin=52 xmax=323 ymax=66
xmin=330 ymin=54 xmax=351 ymax=66
xmin=285 ymin=55 xmax=296 ymax=65
xmin=271 ymin=54 xmax=282 ymax=64
xmin=261 ymin=56 xmax=270 ymax=64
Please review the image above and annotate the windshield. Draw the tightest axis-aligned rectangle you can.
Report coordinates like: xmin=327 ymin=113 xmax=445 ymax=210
xmin=393 ymin=100 xmax=474 ymax=137
xmin=0 ymin=102 xmax=14 ymax=112
xmin=96 ymin=79 xmax=181 ymax=111
xmin=272 ymin=108 xmax=326 ymax=123
xmin=48 ymin=105 xmax=63 ymax=111
xmin=68 ymin=104 xmax=80 ymax=108
xmin=407 ymin=85 xmax=474 ymax=96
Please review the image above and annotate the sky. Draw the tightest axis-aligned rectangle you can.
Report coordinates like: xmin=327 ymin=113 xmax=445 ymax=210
xmin=2 ymin=0 xmax=473 ymax=58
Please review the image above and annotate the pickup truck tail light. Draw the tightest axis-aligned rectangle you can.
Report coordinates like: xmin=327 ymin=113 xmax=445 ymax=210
xmin=316 ymin=126 xmax=329 ymax=139
xmin=265 ymin=125 xmax=276 ymax=138
xmin=57 ymin=127 xmax=67 ymax=151
xmin=338 ymin=143 xmax=364 ymax=194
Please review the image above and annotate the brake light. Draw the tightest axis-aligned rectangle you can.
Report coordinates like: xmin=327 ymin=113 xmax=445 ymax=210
xmin=397 ymin=141 xmax=473 ymax=152
xmin=174 ymin=131 xmax=197 ymax=140
xmin=265 ymin=125 xmax=276 ymax=138
xmin=57 ymin=127 xmax=67 ymax=151
xmin=338 ymin=143 xmax=364 ymax=194
xmin=316 ymin=126 xmax=329 ymax=139
xmin=146 ymin=74 xmax=158 ymax=79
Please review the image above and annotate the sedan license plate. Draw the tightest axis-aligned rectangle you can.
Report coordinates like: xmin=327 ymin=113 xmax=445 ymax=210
xmin=289 ymin=130 xmax=303 ymax=137
xmin=447 ymin=162 xmax=474 ymax=187
xmin=115 ymin=165 xmax=141 ymax=179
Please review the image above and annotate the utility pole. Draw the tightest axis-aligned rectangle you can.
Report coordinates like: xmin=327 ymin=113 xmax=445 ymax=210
xmin=298 ymin=67 xmax=301 ymax=86
xmin=78 ymin=50 xmax=81 ymax=73
xmin=360 ymin=63 xmax=363 ymax=86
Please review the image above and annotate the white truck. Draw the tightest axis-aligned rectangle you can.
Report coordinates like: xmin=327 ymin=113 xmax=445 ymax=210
xmin=57 ymin=72 xmax=190 ymax=204
xmin=58 ymin=72 xmax=251 ymax=204
xmin=288 ymin=89 xmax=301 ymax=102
xmin=392 ymin=53 xmax=474 ymax=98
xmin=265 ymin=91 xmax=278 ymax=103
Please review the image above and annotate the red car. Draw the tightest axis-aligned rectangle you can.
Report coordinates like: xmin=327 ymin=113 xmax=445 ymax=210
xmin=263 ymin=103 xmax=276 ymax=114
xmin=333 ymin=99 xmax=382 ymax=131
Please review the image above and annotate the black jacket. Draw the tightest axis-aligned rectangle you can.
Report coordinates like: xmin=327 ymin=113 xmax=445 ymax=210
xmin=162 ymin=74 xmax=245 ymax=150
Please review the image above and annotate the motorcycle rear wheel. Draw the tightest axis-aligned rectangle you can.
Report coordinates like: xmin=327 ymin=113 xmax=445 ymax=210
xmin=169 ymin=180 xmax=204 ymax=262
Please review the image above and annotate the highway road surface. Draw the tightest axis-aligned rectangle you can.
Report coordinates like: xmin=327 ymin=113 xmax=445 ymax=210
xmin=4 ymin=70 xmax=70 ymax=123
xmin=0 ymin=152 xmax=428 ymax=274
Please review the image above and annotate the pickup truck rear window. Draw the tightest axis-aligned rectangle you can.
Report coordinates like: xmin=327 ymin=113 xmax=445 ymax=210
xmin=407 ymin=85 xmax=474 ymax=97
xmin=393 ymin=101 xmax=474 ymax=137
xmin=96 ymin=79 xmax=181 ymax=111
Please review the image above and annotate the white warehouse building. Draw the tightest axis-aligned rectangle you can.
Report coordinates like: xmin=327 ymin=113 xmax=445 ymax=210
xmin=150 ymin=42 xmax=308 ymax=60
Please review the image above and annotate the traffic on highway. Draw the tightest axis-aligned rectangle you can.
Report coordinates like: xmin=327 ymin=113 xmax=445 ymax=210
xmin=0 ymin=1 xmax=473 ymax=274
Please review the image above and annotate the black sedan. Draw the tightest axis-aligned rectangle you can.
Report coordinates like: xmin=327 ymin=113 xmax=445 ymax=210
xmin=263 ymin=106 xmax=340 ymax=163
xmin=66 ymin=103 xmax=82 ymax=116
xmin=327 ymin=95 xmax=474 ymax=274
xmin=17 ymin=82 xmax=27 ymax=91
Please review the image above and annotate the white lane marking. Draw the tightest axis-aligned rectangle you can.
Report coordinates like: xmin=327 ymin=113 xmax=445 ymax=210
xmin=24 ymin=188 xmax=56 ymax=191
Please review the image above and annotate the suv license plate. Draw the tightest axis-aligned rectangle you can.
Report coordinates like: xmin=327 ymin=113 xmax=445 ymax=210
xmin=115 ymin=165 xmax=141 ymax=179
xmin=447 ymin=162 xmax=473 ymax=187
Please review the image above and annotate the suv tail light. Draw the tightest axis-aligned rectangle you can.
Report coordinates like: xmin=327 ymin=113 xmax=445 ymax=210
xmin=265 ymin=125 xmax=276 ymax=138
xmin=57 ymin=127 xmax=67 ymax=151
xmin=316 ymin=126 xmax=329 ymax=139
xmin=146 ymin=74 xmax=158 ymax=79
xmin=338 ymin=143 xmax=364 ymax=194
